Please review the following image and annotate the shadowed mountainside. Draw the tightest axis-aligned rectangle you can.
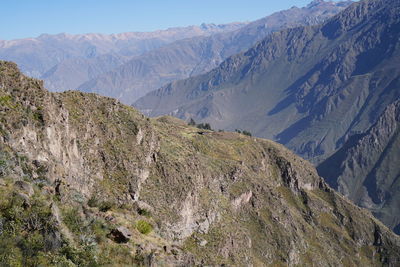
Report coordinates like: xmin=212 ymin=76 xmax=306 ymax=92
xmin=79 ymin=0 xmax=352 ymax=103
xmin=318 ymin=100 xmax=400 ymax=234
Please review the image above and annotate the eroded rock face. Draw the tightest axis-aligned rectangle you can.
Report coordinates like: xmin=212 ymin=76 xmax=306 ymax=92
xmin=0 ymin=61 xmax=399 ymax=266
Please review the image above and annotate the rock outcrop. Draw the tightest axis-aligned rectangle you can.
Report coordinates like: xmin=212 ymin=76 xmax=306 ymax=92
xmin=0 ymin=61 xmax=399 ymax=266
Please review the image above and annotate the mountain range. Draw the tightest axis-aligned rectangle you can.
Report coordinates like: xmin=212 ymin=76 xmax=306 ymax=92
xmin=1 ymin=60 xmax=400 ymax=266
xmin=135 ymin=0 xmax=399 ymax=161
xmin=0 ymin=1 xmax=352 ymax=105
xmin=0 ymin=22 xmax=246 ymax=92
xmin=134 ymin=0 xmax=400 ymax=232
xmin=78 ymin=0 xmax=352 ymax=104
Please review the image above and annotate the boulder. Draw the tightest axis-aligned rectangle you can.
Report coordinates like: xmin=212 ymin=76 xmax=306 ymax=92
xmin=109 ymin=226 xmax=132 ymax=243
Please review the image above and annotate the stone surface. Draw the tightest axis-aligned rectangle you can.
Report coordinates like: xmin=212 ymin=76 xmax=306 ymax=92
xmin=14 ymin=180 xmax=34 ymax=196
xmin=110 ymin=226 xmax=133 ymax=243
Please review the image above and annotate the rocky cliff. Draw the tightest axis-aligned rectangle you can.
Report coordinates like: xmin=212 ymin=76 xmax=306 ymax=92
xmin=1 ymin=61 xmax=400 ymax=266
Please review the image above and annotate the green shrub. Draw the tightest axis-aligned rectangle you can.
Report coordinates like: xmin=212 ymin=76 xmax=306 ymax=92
xmin=87 ymin=196 xmax=115 ymax=212
xmin=136 ymin=220 xmax=153 ymax=235
xmin=87 ymin=196 xmax=99 ymax=208
xmin=188 ymin=118 xmax=196 ymax=126
xmin=235 ymin=129 xmax=252 ymax=136
xmin=63 ymin=207 xmax=84 ymax=234
xmin=197 ymin=123 xmax=212 ymax=130
xmin=32 ymin=107 xmax=44 ymax=125
xmin=242 ymin=130 xmax=252 ymax=136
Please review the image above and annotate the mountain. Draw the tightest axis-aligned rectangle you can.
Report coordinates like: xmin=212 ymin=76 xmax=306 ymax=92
xmin=135 ymin=0 xmax=400 ymax=163
xmin=134 ymin=0 xmax=400 ymax=232
xmin=0 ymin=23 xmax=245 ymax=92
xmin=1 ymin=61 xmax=400 ymax=265
xmin=79 ymin=0 xmax=352 ymax=104
xmin=317 ymin=100 xmax=400 ymax=234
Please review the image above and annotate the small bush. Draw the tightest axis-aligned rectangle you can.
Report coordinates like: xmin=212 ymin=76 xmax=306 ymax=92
xmin=87 ymin=196 xmax=99 ymax=208
xmin=235 ymin=129 xmax=252 ymax=136
xmin=136 ymin=220 xmax=153 ymax=235
xmin=188 ymin=118 xmax=196 ymax=126
xmin=32 ymin=107 xmax=44 ymax=125
xmin=242 ymin=130 xmax=252 ymax=136
xmin=87 ymin=196 xmax=114 ymax=212
xmin=197 ymin=123 xmax=212 ymax=130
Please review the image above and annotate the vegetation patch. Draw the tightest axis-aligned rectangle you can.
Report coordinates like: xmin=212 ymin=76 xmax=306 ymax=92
xmin=136 ymin=219 xmax=153 ymax=235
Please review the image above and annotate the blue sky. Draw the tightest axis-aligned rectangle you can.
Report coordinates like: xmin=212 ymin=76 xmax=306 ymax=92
xmin=2 ymin=0 xmax=334 ymax=40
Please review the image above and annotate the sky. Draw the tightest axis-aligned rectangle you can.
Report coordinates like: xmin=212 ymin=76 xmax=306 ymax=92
xmin=2 ymin=0 xmax=336 ymax=40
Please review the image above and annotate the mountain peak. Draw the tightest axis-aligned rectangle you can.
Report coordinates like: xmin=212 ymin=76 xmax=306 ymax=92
xmin=307 ymin=0 xmax=327 ymax=8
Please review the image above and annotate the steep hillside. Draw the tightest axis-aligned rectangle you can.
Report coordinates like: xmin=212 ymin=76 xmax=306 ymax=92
xmin=0 ymin=23 xmax=245 ymax=92
xmin=135 ymin=0 xmax=400 ymax=164
xmin=317 ymin=100 xmax=400 ymax=234
xmin=79 ymin=0 xmax=352 ymax=103
xmin=1 ymin=61 xmax=400 ymax=266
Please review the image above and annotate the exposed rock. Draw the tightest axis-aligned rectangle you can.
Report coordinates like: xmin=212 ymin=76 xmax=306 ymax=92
xmin=109 ymin=226 xmax=133 ymax=243
xmin=14 ymin=180 xmax=34 ymax=196
xmin=232 ymin=191 xmax=253 ymax=210
xmin=13 ymin=192 xmax=31 ymax=208
xmin=199 ymin=239 xmax=208 ymax=247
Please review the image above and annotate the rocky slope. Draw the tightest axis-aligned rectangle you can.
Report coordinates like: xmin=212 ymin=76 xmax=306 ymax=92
xmin=0 ymin=23 xmax=245 ymax=92
xmin=317 ymin=100 xmax=400 ymax=234
xmin=1 ymin=62 xmax=400 ymax=266
xmin=79 ymin=0 xmax=352 ymax=103
xmin=135 ymin=0 xmax=400 ymax=164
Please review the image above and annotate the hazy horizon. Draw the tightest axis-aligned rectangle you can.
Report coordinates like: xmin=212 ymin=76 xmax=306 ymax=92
xmin=1 ymin=0 xmax=348 ymax=40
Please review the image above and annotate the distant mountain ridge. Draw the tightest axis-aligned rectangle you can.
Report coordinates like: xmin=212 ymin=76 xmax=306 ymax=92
xmin=0 ymin=22 xmax=246 ymax=92
xmin=78 ymin=0 xmax=352 ymax=103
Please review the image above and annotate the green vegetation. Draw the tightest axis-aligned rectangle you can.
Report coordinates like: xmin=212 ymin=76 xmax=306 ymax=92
xmin=235 ymin=129 xmax=252 ymax=136
xmin=0 ymin=60 xmax=398 ymax=265
xmin=187 ymin=118 xmax=212 ymax=130
xmin=136 ymin=220 xmax=153 ymax=235
xmin=32 ymin=107 xmax=44 ymax=125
